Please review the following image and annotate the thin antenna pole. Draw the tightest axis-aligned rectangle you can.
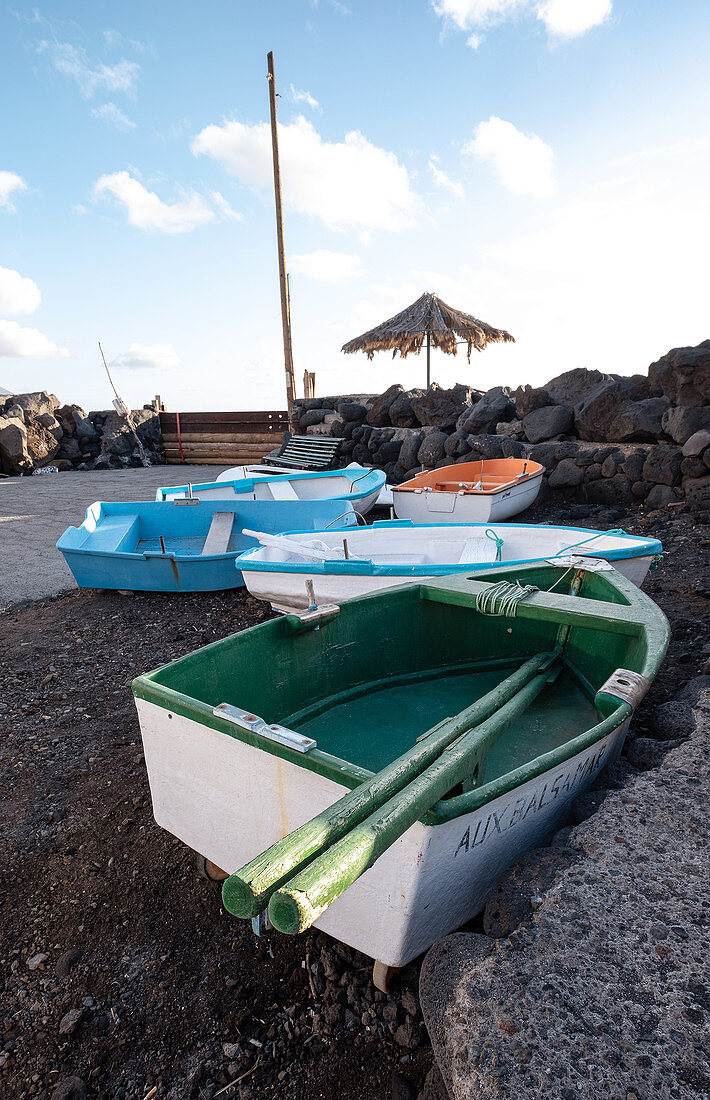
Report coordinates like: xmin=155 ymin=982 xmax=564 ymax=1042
xmin=267 ymin=51 xmax=296 ymax=411
xmin=99 ymin=341 xmax=120 ymax=400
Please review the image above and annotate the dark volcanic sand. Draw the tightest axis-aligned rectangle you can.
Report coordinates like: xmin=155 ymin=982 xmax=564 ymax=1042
xmin=1 ymin=502 xmax=709 ymax=1100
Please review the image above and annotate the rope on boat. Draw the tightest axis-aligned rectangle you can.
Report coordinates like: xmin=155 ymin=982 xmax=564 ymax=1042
xmin=322 ymin=508 xmax=367 ymax=529
xmin=475 ymin=580 xmax=539 ymax=618
xmin=484 ymin=528 xmax=504 ymax=562
xmin=553 ymin=528 xmax=625 ymax=557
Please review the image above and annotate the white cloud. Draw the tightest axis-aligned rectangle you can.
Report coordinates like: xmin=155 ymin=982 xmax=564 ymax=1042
xmin=0 ymin=171 xmax=28 ymax=212
xmin=0 ymin=266 xmax=41 ymax=315
xmin=0 ymin=320 xmax=69 ymax=359
xmin=290 ymin=84 xmax=320 ymax=110
xmin=464 ymin=116 xmax=556 ymax=198
xmin=433 ymin=0 xmax=525 ymax=31
xmin=429 ymin=156 xmax=465 ymax=199
xmin=467 ymin=33 xmax=482 ymax=48
xmin=211 ymin=191 xmax=244 ymax=221
xmin=290 ymin=250 xmax=364 ymax=281
xmin=191 ymin=115 xmax=421 ymax=233
xmin=536 ymin=0 xmax=611 ymax=37
xmin=432 ymin=0 xmax=611 ymax=38
xmin=91 ymin=102 xmax=137 ymax=131
xmin=93 ymin=171 xmax=216 ymax=233
xmin=37 ymin=41 xmax=140 ymax=98
xmin=110 ymin=342 xmax=181 ymax=370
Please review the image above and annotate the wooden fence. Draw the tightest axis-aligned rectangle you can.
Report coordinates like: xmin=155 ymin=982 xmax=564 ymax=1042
xmin=160 ymin=410 xmax=288 ymax=465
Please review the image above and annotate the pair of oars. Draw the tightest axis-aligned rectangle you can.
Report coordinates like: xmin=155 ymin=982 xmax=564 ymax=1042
xmin=222 ymin=649 xmax=560 ymax=934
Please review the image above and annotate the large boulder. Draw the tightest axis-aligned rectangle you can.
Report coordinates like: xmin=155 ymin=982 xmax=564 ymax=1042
xmin=444 ymin=429 xmax=472 ymax=458
xmin=608 ymin=397 xmax=668 ymax=442
xmin=543 ymin=367 xmax=609 ymax=407
xmin=661 ymin=405 xmax=710 ymax=445
xmin=132 ymin=409 xmax=162 ymax=449
xmin=683 ymin=475 xmax=710 ymax=510
xmin=410 ymin=383 xmax=481 ymax=432
xmin=522 ymin=405 xmax=573 ymax=444
xmin=299 ymin=408 xmax=327 ymax=428
xmin=337 ymin=400 xmax=367 ymax=423
xmin=548 ymin=457 xmax=585 ymax=489
xmin=513 ymin=385 xmax=551 ymax=420
xmin=574 ymin=377 xmax=644 ymax=441
xmin=464 ymin=434 xmax=505 ymax=460
xmin=99 ymin=411 xmax=134 ymax=456
xmin=457 ymin=387 xmax=514 ymax=435
xmin=648 ymin=339 xmax=710 ymax=406
xmin=11 ymin=390 xmax=60 ymax=419
xmin=483 ymin=847 xmax=579 ymax=938
xmin=417 ymin=430 xmax=449 ymax=468
xmin=682 ymin=429 xmax=710 ymax=457
xmin=496 ymin=419 xmax=526 ymax=440
xmin=398 ymin=429 xmax=425 ymax=471
xmin=366 ymin=383 xmax=404 ymax=427
xmin=0 ymin=416 xmax=31 ymax=474
xmin=72 ymin=409 xmax=99 ymax=442
xmin=642 ymin=444 xmax=683 ymax=486
xmin=388 ymin=392 xmax=420 ymax=428
xmin=25 ymin=418 xmax=61 ymax=467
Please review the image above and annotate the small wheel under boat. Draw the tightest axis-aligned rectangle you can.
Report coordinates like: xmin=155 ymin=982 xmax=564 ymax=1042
xmin=372 ymin=959 xmax=399 ymax=994
xmin=194 ymin=852 xmax=229 ymax=882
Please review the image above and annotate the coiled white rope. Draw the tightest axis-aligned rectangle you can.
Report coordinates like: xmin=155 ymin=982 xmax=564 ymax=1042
xmin=475 ymin=580 xmax=540 ymax=618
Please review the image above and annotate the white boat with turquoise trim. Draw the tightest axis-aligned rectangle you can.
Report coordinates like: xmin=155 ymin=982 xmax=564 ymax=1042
xmin=236 ymin=520 xmax=662 ymax=611
xmin=132 ymin=560 xmax=668 ymax=976
xmin=156 ymin=462 xmax=385 ymax=516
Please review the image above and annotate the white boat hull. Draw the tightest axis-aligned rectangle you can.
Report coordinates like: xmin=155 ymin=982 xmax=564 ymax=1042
xmin=392 ymin=472 xmax=542 ymax=523
xmin=135 ymin=696 xmax=628 ymax=967
xmin=243 ymin=554 xmax=655 ymax=611
xmin=160 ymin=464 xmax=383 ymax=516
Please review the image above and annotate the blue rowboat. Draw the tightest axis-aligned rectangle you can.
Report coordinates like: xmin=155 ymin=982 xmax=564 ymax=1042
xmin=237 ymin=519 xmax=663 ymax=611
xmin=155 ymin=463 xmax=386 ymax=517
xmin=57 ymin=499 xmax=357 ymax=593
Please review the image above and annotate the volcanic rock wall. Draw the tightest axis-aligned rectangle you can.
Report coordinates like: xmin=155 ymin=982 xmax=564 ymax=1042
xmin=0 ymin=391 xmax=164 ymax=476
xmin=291 ymin=340 xmax=710 ymax=513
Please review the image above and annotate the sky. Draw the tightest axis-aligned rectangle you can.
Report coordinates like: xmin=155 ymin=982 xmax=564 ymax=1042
xmin=1 ymin=0 xmax=709 ymax=412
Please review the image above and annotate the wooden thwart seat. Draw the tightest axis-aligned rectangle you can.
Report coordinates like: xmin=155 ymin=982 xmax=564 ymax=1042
xmin=268 ymin=479 xmax=299 ymax=500
xmin=202 ymin=512 xmax=234 ymax=555
xmin=263 ymin=434 xmax=343 ymax=471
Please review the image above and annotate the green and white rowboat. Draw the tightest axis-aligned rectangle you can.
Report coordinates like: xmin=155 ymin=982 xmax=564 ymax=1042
xmin=132 ymin=559 xmax=668 ymax=972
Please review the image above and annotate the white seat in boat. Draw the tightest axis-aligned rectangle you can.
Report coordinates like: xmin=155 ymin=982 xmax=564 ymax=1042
xmin=458 ymin=539 xmax=496 ymax=564
xmin=268 ymin=480 xmax=298 ymax=500
xmin=202 ymin=511 xmax=234 ymax=555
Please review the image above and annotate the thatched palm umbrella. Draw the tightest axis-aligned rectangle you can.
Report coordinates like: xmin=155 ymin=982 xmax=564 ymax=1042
xmin=342 ymin=291 xmax=514 ymax=388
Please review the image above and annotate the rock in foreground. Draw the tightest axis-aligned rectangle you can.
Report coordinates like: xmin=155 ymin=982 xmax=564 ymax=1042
xmin=420 ymin=680 xmax=710 ymax=1099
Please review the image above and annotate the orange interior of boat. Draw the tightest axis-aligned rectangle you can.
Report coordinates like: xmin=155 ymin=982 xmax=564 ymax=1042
xmin=396 ymin=459 xmax=544 ymax=495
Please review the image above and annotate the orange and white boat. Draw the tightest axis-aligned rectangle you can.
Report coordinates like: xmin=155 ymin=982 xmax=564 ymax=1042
xmin=392 ymin=459 xmax=544 ymax=523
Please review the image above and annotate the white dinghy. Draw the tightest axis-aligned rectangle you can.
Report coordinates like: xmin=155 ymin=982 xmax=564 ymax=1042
xmin=392 ymin=459 xmax=544 ymax=523
xmin=156 ymin=463 xmax=385 ymax=516
xmin=237 ymin=520 xmax=663 ymax=611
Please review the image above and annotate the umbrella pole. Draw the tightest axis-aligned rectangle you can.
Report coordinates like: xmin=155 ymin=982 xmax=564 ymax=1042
xmin=426 ymin=330 xmax=431 ymax=388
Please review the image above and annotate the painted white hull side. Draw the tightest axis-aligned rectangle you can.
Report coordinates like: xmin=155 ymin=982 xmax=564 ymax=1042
xmin=392 ymin=474 xmax=542 ymax=523
xmin=609 ymin=555 xmax=654 ymax=586
xmin=135 ymin=697 xmax=628 ymax=967
xmin=241 ymin=556 xmax=655 ymax=613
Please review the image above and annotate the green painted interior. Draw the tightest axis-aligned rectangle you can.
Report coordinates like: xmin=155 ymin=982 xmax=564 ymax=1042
xmin=133 ymin=561 xmax=669 ymax=822
xmin=294 ymin=666 xmax=594 ymax=784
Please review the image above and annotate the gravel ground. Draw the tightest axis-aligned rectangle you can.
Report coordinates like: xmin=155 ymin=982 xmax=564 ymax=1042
xmin=1 ymin=495 xmax=708 ymax=1100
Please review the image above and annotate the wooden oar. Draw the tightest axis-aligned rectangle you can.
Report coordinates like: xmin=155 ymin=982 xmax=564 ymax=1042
xmin=241 ymin=529 xmax=330 ymax=562
xmin=268 ymin=666 xmax=557 ymax=935
xmin=221 ymin=650 xmax=557 ymax=920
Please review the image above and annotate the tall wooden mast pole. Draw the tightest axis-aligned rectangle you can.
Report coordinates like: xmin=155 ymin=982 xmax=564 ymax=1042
xmin=267 ymin=51 xmax=296 ymax=410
